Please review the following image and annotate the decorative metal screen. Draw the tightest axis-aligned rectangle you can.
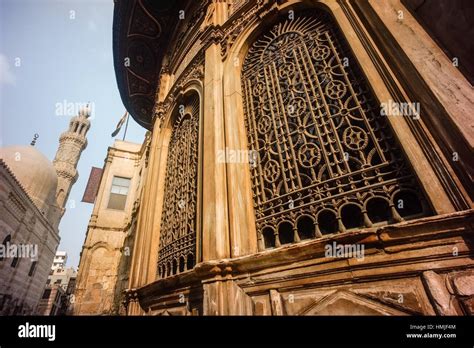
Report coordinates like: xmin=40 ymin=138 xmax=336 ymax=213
xmin=158 ymin=94 xmax=199 ymax=278
xmin=241 ymin=12 xmax=429 ymax=250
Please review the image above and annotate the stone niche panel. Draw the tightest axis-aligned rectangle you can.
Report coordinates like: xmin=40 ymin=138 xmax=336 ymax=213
xmin=148 ymin=305 xmax=191 ymax=316
xmin=142 ymin=285 xmax=203 ymax=316
xmin=252 ymin=294 xmax=272 ymax=315
xmin=257 ymin=277 xmax=436 ymax=315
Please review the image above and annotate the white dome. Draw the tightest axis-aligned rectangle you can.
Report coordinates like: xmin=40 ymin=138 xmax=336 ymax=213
xmin=0 ymin=145 xmax=58 ymax=213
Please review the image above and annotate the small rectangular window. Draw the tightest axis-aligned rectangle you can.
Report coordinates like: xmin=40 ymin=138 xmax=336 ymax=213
xmin=107 ymin=176 xmax=131 ymax=210
xmin=28 ymin=261 xmax=37 ymax=276
xmin=10 ymin=256 xmax=19 ymax=268
xmin=42 ymin=289 xmax=51 ymax=299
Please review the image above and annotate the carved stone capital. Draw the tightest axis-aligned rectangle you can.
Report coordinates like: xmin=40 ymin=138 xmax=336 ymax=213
xmin=200 ymin=25 xmax=225 ymax=50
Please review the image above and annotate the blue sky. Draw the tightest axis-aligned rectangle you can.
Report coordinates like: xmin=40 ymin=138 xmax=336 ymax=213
xmin=0 ymin=0 xmax=146 ymax=268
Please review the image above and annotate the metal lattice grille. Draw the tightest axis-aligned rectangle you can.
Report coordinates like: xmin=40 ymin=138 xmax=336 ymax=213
xmin=158 ymin=95 xmax=199 ymax=278
xmin=242 ymin=12 xmax=429 ymax=250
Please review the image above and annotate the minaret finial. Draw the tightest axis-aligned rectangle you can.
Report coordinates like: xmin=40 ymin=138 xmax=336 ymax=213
xmin=30 ymin=133 xmax=39 ymax=146
xmin=86 ymin=102 xmax=91 ymax=118
xmin=79 ymin=102 xmax=91 ymax=118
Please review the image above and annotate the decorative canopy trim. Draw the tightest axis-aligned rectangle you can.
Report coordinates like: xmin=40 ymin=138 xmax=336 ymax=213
xmin=113 ymin=0 xmax=187 ymax=129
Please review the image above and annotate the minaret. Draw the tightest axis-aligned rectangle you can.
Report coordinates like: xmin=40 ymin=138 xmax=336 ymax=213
xmin=53 ymin=105 xmax=91 ymax=216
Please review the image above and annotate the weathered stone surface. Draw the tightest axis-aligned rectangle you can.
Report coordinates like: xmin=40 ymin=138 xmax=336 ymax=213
xmin=452 ymin=273 xmax=474 ymax=296
xmin=422 ymin=271 xmax=458 ymax=315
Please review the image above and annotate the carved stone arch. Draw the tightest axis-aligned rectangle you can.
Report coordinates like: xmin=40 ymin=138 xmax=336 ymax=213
xmin=223 ymin=3 xmax=346 ymax=256
xmin=89 ymin=241 xmax=113 ymax=252
xmin=159 ymin=80 xmax=204 ymax=131
xmin=223 ymin=2 xmax=454 ymax=252
xmin=77 ymin=243 xmax=113 ymax=290
xmin=157 ymin=87 xmax=203 ymax=278
xmin=221 ymin=2 xmax=353 ymax=257
xmin=224 ymin=0 xmax=457 ymax=253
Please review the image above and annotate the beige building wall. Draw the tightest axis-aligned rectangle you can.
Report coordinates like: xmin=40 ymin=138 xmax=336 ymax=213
xmin=73 ymin=136 xmax=150 ymax=315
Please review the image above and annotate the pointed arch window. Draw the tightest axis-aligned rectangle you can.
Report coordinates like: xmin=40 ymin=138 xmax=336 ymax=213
xmin=158 ymin=94 xmax=200 ymax=278
xmin=241 ymin=10 xmax=430 ymax=250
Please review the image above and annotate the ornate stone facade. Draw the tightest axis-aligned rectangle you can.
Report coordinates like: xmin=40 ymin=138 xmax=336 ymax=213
xmin=104 ymin=0 xmax=473 ymax=315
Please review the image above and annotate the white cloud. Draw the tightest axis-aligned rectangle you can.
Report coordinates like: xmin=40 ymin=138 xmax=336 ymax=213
xmin=0 ymin=54 xmax=16 ymax=85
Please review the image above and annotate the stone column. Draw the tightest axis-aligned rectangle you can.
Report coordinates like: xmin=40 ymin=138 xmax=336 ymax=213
xmin=201 ymin=41 xmax=231 ymax=261
xmin=126 ymin=117 xmax=170 ymax=314
xmin=202 ymin=266 xmax=253 ymax=315
xmin=222 ymin=44 xmax=259 ymax=258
